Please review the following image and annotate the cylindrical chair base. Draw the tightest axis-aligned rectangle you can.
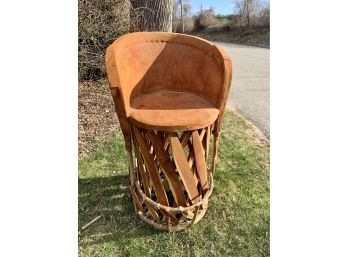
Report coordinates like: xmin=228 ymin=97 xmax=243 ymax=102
xmin=129 ymin=124 xmax=215 ymax=231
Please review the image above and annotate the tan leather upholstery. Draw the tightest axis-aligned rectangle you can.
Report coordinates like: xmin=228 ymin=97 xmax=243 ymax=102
xmin=129 ymin=91 xmax=219 ymax=131
xmin=106 ymin=31 xmax=232 ymax=139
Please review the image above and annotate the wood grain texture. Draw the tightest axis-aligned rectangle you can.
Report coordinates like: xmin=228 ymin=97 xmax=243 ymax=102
xmin=170 ymin=134 xmax=200 ymax=204
xmin=130 ymin=187 xmax=144 ymax=212
xmin=133 ymin=126 xmax=169 ymax=206
xmin=205 ymin=126 xmax=211 ymax=160
xmin=130 ymin=0 xmax=174 ymax=32
xmin=144 ymin=201 xmax=161 ymax=223
xmin=192 ymin=131 xmax=209 ymax=191
xmin=180 ymin=131 xmax=191 ymax=148
xmin=133 ymin=139 xmax=151 ymax=197
xmin=147 ymin=131 xmax=187 ymax=207
xmin=159 ymin=209 xmax=179 ymax=226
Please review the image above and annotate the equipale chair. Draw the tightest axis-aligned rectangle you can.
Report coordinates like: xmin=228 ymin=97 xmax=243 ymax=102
xmin=105 ymin=32 xmax=232 ymax=231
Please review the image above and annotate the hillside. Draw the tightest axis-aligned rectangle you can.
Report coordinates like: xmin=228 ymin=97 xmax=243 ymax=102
xmin=189 ymin=26 xmax=270 ymax=48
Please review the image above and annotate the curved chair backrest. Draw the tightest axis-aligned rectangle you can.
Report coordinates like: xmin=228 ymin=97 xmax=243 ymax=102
xmin=106 ymin=32 xmax=232 ymax=151
xmin=106 ymin=32 xmax=232 ymax=113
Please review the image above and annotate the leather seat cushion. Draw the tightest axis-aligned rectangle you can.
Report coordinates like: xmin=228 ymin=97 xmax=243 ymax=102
xmin=128 ymin=90 xmax=219 ymax=131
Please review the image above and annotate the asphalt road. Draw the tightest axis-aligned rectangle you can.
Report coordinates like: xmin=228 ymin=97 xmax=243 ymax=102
xmin=214 ymin=42 xmax=270 ymax=138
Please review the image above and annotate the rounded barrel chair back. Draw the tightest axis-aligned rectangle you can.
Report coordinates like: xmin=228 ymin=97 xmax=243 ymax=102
xmin=106 ymin=32 xmax=231 ymax=111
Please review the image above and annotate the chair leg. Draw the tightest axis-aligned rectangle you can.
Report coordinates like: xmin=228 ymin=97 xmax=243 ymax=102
xmin=211 ymin=135 xmax=219 ymax=175
xmin=127 ymin=150 xmax=134 ymax=187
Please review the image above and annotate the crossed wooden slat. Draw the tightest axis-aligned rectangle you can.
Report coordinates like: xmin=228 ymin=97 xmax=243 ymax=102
xmin=131 ymin=125 xmax=213 ymax=228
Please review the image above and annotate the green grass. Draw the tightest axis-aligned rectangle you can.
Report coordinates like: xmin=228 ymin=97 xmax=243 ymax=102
xmin=78 ymin=111 xmax=270 ymax=257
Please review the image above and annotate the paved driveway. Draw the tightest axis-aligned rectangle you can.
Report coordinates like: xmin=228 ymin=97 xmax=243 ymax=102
xmin=214 ymin=42 xmax=270 ymax=138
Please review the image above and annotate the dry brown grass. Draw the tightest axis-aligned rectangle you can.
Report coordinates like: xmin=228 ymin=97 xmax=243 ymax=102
xmin=78 ymin=80 xmax=121 ymax=159
xmin=78 ymin=0 xmax=129 ymax=80
xmin=189 ymin=25 xmax=269 ymax=48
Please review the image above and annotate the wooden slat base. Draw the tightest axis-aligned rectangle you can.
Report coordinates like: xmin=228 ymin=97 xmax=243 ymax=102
xmin=129 ymin=124 xmax=216 ymax=231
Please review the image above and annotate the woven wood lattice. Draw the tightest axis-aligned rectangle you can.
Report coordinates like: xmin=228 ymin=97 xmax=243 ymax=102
xmin=129 ymin=124 xmax=216 ymax=231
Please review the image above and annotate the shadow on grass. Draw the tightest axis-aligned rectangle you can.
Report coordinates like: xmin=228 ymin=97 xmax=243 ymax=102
xmin=78 ymin=174 xmax=161 ymax=247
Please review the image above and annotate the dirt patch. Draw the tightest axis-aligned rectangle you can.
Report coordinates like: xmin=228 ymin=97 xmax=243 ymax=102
xmin=78 ymin=80 xmax=121 ymax=159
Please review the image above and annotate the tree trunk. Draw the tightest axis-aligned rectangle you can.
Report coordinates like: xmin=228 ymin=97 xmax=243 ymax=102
xmin=180 ymin=0 xmax=184 ymax=33
xmin=130 ymin=0 xmax=173 ymax=32
xmin=246 ymin=3 xmax=250 ymax=27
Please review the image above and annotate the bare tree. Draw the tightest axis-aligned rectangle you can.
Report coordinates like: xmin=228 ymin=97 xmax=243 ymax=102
xmin=233 ymin=0 xmax=261 ymax=27
xmin=78 ymin=0 xmax=129 ymax=80
xmin=259 ymin=1 xmax=270 ymax=26
xmin=130 ymin=0 xmax=174 ymax=32
xmin=173 ymin=0 xmax=192 ymax=32
xmin=180 ymin=0 xmax=184 ymax=32
xmin=193 ymin=7 xmax=216 ymax=31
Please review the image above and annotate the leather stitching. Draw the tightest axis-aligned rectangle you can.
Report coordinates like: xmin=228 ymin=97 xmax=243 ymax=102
xmin=121 ymin=41 xmax=224 ymax=67
xmin=130 ymin=88 xmax=216 ymax=107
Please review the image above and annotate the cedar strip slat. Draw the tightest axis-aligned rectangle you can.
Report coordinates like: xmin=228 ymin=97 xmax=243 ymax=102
xmin=160 ymin=209 xmax=179 ymax=226
xmin=162 ymin=176 xmax=170 ymax=192
xmin=163 ymin=133 xmax=170 ymax=151
xmin=191 ymin=206 xmax=200 ymax=225
xmin=205 ymin=126 xmax=211 ymax=160
xmin=144 ymin=201 xmax=161 ymax=223
xmin=147 ymin=131 xmax=187 ymax=207
xmin=170 ymin=135 xmax=200 ymax=204
xmin=144 ymin=132 xmax=154 ymax=154
xmin=130 ymin=187 xmax=144 ymax=212
xmin=184 ymin=140 xmax=199 ymax=184
xmin=199 ymin=129 xmax=206 ymax=141
xmin=167 ymin=222 xmax=172 ymax=232
xmin=192 ymin=131 xmax=209 ymax=191
xmin=133 ymin=141 xmax=151 ymax=197
xmin=133 ymin=127 xmax=169 ymax=206
xmin=211 ymin=123 xmax=219 ymax=174
xmin=180 ymin=131 xmax=191 ymax=148
xmin=156 ymin=131 xmax=164 ymax=141
xmin=187 ymin=141 xmax=198 ymax=186
xmin=162 ymin=216 xmax=169 ymax=225
xmin=183 ymin=210 xmax=194 ymax=219
xmin=187 ymin=141 xmax=195 ymax=168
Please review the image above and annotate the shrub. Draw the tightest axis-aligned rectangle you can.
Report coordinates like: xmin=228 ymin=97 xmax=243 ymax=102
xmin=172 ymin=0 xmax=193 ymax=33
xmin=173 ymin=17 xmax=194 ymax=33
xmin=215 ymin=14 xmax=234 ymax=21
xmin=78 ymin=0 xmax=129 ymax=80
xmin=258 ymin=4 xmax=270 ymax=27
xmin=193 ymin=8 xmax=217 ymax=31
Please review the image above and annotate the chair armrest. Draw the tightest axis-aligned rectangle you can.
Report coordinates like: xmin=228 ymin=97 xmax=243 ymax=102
xmin=105 ymin=44 xmax=120 ymax=89
xmin=213 ymin=45 xmax=233 ymax=134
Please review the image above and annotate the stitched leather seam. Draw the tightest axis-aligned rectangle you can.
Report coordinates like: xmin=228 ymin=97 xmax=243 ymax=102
xmin=121 ymin=40 xmax=224 ymax=67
